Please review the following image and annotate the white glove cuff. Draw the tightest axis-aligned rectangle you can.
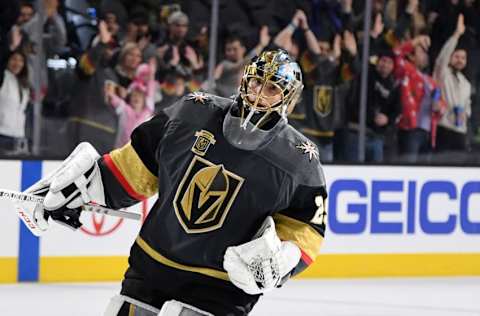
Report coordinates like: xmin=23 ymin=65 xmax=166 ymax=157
xmin=43 ymin=142 xmax=105 ymax=210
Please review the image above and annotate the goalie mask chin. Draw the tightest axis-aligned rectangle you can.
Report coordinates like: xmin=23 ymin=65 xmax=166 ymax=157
xmin=223 ymin=50 xmax=304 ymax=151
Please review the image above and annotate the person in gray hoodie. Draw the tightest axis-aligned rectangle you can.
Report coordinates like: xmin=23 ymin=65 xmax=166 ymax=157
xmin=433 ymin=14 xmax=472 ymax=152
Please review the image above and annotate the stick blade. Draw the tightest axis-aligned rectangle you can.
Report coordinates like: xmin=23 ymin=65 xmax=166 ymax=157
xmin=14 ymin=201 xmax=47 ymax=237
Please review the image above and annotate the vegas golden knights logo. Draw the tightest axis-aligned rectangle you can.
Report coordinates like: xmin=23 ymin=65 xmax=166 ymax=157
xmin=174 ymin=156 xmax=244 ymax=233
xmin=313 ymin=85 xmax=333 ymax=117
xmin=191 ymin=130 xmax=216 ymax=156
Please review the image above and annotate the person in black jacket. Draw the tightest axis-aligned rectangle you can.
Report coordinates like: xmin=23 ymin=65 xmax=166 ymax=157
xmin=341 ymin=49 xmax=401 ymax=162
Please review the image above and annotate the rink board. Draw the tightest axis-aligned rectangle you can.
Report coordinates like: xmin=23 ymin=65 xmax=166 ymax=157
xmin=1 ymin=161 xmax=480 ymax=282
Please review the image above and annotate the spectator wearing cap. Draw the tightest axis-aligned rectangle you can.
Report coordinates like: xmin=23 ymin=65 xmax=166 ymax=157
xmin=342 ymin=49 xmax=400 ymax=162
xmin=156 ymin=11 xmax=204 ymax=84
xmin=393 ymin=35 xmax=446 ymax=162
xmin=433 ymin=14 xmax=471 ymax=153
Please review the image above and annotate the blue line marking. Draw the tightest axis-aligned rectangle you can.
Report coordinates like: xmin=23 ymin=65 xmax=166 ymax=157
xmin=18 ymin=161 xmax=42 ymax=282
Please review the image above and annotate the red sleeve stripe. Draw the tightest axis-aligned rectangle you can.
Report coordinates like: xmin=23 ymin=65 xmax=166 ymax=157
xmin=300 ymin=249 xmax=313 ymax=265
xmin=103 ymin=154 xmax=147 ymax=201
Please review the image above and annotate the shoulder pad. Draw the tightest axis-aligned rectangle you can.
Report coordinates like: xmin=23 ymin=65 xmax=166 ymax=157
xmin=283 ymin=126 xmax=326 ymax=187
xmin=183 ymin=92 xmax=233 ymax=110
xmin=163 ymin=92 xmax=234 ymax=126
xmin=258 ymin=125 xmax=326 ymax=187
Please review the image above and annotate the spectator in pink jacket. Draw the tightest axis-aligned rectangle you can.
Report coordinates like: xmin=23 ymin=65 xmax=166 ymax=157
xmin=105 ymin=61 xmax=156 ymax=148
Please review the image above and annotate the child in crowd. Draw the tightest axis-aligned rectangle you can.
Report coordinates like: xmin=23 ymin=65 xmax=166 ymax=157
xmin=105 ymin=60 xmax=156 ymax=148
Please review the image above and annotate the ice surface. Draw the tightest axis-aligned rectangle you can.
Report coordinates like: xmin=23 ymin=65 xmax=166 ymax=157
xmin=1 ymin=277 xmax=479 ymax=316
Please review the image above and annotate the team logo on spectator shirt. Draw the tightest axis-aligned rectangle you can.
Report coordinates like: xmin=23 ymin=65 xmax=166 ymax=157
xmin=313 ymin=85 xmax=333 ymax=117
xmin=173 ymin=156 xmax=244 ymax=233
xmin=191 ymin=130 xmax=216 ymax=156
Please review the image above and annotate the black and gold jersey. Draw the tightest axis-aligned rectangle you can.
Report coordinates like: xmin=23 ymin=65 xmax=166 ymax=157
xmin=98 ymin=92 xmax=327 ymax=288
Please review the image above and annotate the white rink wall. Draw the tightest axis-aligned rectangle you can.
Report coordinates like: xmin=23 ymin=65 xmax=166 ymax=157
xmin=1 ymin=161 xmax=480 ymax=282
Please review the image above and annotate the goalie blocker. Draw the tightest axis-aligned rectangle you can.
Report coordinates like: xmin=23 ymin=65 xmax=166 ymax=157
xmin=13 ymin=142 xmax=110 ymax=234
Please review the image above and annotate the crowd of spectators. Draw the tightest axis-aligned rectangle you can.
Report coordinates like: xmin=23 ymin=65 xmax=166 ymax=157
xmin=1 ymin=0 xmax=480 ymax=164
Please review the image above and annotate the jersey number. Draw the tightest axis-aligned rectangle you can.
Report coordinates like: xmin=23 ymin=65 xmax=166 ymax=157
xmin=310 ymin=196 xmax=327 ymax=226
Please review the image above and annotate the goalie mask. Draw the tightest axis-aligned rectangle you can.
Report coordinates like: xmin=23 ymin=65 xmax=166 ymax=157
xmin=223 ymin=50 xmax=304 ymax=150
xmin=239 ymin=50 xmax=303 ymax=127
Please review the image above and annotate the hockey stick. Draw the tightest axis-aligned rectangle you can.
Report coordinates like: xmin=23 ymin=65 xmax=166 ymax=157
xmin=0 ymin=189 xmax=141 ymax=220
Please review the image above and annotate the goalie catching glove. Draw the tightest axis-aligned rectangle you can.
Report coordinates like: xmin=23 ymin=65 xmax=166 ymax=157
xmin=223 ymin=216 xmax=301 ymax=295
xmin=20 ymin=142 xmax=106 ymax=231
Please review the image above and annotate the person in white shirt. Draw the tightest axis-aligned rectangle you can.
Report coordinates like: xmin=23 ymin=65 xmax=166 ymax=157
xmin=433 ymin=14 xmax=472 ymax=152
xmin=0 ymin=47 xmax=30 ymax=152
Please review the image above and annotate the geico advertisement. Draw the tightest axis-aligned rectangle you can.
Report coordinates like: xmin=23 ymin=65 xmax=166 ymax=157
xmin=321 ymin=165 xmax=480 ymax=254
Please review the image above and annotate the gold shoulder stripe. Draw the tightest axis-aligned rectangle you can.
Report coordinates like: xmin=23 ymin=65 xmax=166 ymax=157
xmin=273 ymin=213 xmax=324 ymax=262
xmin=136 ymin=236 xmax=229 ymax=281
xmin=109 ymin=142 xmax=158 ymax=199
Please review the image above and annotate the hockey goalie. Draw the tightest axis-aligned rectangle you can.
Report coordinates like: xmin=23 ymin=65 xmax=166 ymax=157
xmin=24 ymin=49 xmax=328 ymax=315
